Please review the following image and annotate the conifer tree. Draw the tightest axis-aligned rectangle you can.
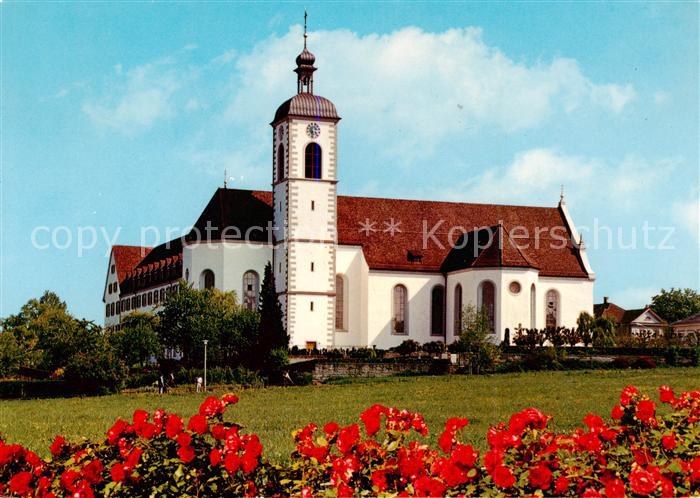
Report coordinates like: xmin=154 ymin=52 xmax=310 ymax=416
xmin=257 ymin=262 xmax=288 ymax=373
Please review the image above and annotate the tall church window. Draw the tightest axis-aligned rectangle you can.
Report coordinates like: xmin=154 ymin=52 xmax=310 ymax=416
xmin=392 ymin=285 xmax=408 ymax=335
xmin=545 ymin=290 xmax=559 ymax=328
xmin=478 ymin=281 xmax=496 ymax=334
xmin=454 ymin=284 xmax=463 ymax=336
xmin=335 ymin=275 xmax=346 ymax=330
xmin=431 ymin=285 xmax=445 ymax=336
xmin=530 ymin=284 xmax=536 ymax=328
xmin=200 ymin=269 xmax=215 ymax=290
xmin=242 ymin=271 xmax=260 ymax=311
xmin=277 ymin=144 xmax=285 ymax=181
xmin=305 ymin=143 xmax=322 ymax=179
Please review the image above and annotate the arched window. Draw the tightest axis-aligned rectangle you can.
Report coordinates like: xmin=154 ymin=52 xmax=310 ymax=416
xmin=392 ymin=285 xmax=408 ymax=335
xmin=277 ymin=144 xmax=285 ymax=181
xmin=454 ymin=284 xmax=463 ymax=336
xmin=545 ymin=290 xmax=559 ymax=328
xmin=431 ymin=285 xmax=445 ymax=336
xmin=478 ymin=281 xmax=496 ymax=334
xmin=335 ymin=274 xmax=346 ymax=330
xmin=304 ymin=143 xmax=322 ymax=179
xmin=530 ymin=284 xmax=536 ymax=328
xmin=242 ymin=271 xmax=260 ymax=310
xmin=200 ymin=269 xmax=215 ymax=290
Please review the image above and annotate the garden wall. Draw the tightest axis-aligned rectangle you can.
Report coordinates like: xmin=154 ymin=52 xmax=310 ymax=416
xmin=311 ymin=359 xmax=451 ymax=382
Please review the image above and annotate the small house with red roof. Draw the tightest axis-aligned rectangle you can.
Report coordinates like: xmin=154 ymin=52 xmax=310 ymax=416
xmin=104 ymin=33 xmax=595 ymax=349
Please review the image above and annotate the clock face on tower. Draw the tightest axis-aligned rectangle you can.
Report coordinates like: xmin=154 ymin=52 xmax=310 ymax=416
xmin=306 ymin=122 xmax=321 ymax=139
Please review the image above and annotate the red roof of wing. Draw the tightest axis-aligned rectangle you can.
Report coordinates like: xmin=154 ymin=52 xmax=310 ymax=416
xmin=593 ymin=301 xmax=626 ymax=323
xmin=673 ymin=311 xmax=700 ymax=326
xmin=111 ymin=188 xmax=591 ymax=287
xmin=112 ymin=245 xmax=152 ymax=283
xmin=335 ymin=194 xmax=589 ymax=277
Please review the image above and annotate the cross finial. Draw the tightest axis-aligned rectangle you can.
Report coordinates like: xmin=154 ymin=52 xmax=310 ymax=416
xmin=560 ymin=184 xmax=565 ymax=203
xmin=303 ymin=10 xmax=308 ymax=49
xmin=224 ymin=169 xmax=228 ymax=189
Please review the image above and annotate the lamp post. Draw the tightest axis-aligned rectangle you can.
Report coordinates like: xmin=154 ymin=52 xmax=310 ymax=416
xmin=203 ymin=339 xmax=208 ymax=392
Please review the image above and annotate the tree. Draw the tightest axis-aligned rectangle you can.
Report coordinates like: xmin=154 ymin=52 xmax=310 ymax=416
xmin=449 ymin=304 xmax=500 ymax=372
xmin=257 ymin=262 xmax=288 ymax=374
xmin=591 ymin=317 xmax=616 ymax=348
xmin=651 ymin=288 xmax=700 ymax=324
xmin=156 ymin=282 xmax=236 ymax=367
xmin=108 ymin=312 xmax=161 ymax=368
xmin=577 ymin=312 xmax=595 ymax=347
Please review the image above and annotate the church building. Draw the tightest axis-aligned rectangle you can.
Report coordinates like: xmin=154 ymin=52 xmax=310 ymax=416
xmin=103 ymin=29 xmax=595 ymax=350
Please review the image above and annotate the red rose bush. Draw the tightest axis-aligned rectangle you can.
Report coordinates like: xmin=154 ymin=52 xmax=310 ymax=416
xmin=1 ymin=386 xmax=699 ymax=496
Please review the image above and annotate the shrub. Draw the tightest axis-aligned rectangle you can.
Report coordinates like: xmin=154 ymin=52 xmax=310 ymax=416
xmin=422 ymin=341 xmax=446 ymax=355
xmin=1 ymin=386 xmax=700 ymax=496
xmin=393 ymin=340 xmax=421 ymax=356
xmin=690 ymin=346 xmax=700 ymax=367
xmin=611 ymin=356 xmax=632 ymax=369
xmin=665 ymin=345 xmax=680 ymax=366
xmin=632 ymin=356 xmax=657 ymax=369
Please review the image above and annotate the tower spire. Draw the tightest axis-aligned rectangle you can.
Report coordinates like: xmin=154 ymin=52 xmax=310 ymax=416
xmin=303 ymin=9 xmax=308 ymax=49
xmin=294 ymin=10 xmax=316 ymax=94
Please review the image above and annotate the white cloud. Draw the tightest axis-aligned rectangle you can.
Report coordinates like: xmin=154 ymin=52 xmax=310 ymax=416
xmin=672 ymin=192 xmax=700 ymax=240
xmin=225 ymin=26 xmax=636 ymax=158
xmin=82 ymin=59 xmax=188 ymax=133
xmin=425 ymin=148 xmax=679 ymax=209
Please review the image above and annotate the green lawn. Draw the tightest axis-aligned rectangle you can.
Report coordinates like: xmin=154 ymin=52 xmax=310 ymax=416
xmin=1 ymin=368 xmax=698 ymax=463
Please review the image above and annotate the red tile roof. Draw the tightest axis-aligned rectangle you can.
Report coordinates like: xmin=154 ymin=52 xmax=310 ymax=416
xmin=593 ymin=301 xmax=626 ymax=323
xmin=673 ymin=311 xmax=700 ymax=326
xmin=112 ymin=187 xmax=591 ymax=295
xmin=112 ymin=245 xmax=152 ymax=283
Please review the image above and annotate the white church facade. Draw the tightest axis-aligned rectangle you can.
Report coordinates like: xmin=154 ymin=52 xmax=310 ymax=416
xmin=103 ymin=33 xmax=595 ymax=350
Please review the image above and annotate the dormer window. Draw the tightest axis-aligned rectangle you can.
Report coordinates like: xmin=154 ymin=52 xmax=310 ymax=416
xmin=407 ymin=250 xmax=423 ymax=263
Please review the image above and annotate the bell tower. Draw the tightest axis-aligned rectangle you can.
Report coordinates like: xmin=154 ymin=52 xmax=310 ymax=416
xmin=271 ymin=13 xmax=341 ymax=349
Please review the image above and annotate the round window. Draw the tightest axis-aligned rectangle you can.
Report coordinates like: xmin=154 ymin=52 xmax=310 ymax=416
xmin=509 ymin=281 xmax=521 ymax=294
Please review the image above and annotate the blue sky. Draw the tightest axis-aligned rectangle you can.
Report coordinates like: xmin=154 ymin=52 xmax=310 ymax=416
xmin=1 ymin=2 xmax=698 ymax=322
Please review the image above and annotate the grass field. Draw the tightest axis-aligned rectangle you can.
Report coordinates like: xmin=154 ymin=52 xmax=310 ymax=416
xmin=1 ymin=368 xmax=698 ymax=463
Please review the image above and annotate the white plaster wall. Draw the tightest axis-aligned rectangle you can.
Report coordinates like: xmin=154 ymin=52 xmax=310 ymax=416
xmin=334 ymin=246 xmax=368 ymax=347
xmin=287 ymin=119 xmax=337 ymax=181
xmin=103 ymin=252 xmax=121 ymax=327
xmin=288 ymin=294 xmax=334 ymax=348
xmin=537 ymin=277 xmax=594 ymax=329
xmin=184 ymin=242 xmax=272 ymax=302
xmin=446 ymin=269 xmax=506 ymax=342
xmin=366 ymin=270 xmax=445 ymax=349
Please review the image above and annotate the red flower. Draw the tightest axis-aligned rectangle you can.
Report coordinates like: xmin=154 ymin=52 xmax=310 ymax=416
xmin=508 ymin=407 xmax=549 ymax=434
xmin=199 ymin=396 xmax=225 ymax=417
xmin=583 ymin=487 xmax=603 ymax=497
xmin=604 ymin=478 xmax=626 ymax=498
xmin=60 ymin=469 xmax=80 ymax=492
xmin=9 ymin=471 xmax=32 ymax=495
xmin=492 ymin=465 xmax=515 ymax=489
xmin=165 ymin=414 xmax=184 ymax=439
xmin=140 ymin=422 xmax=157 ymax=439
xmin=620 ymin=385 xmax=640 ymax=406
xmin=450 ymin=443 xmax=478 ymax=468
xmin=50 ymin=435 xmax=67 ymax=456
xmin=211 ymin=424 xmax=227 ymax=440
xmin=81 ymin=459 xmax=105 ymax=484
xmin=360 ymin=404 xmax=386 ymax=437
xmin=336 ymin=424 xmax=361 ymax=455
xmin=209 ymin=448 xmax=222 ymax=467
xmin=659 ymin=385 xmax=675 ymax=403
xmin=106 ymin=419 xmax=129 ymax=445
xmin=371 ymin=469 xmax=388 ymax=492
xmin=188 ymin=414 xmax=209 ymax=435
xmin=413 ymin=476 xmax=447 ymax=497
xmin=554 ymin=475 xmax=570 ymax=494
xmin=132 ymin=409 xmax=149 ymax=430
xmin=662 ymin=434 xmax=677 ymax=450
xmin=324 ymin=421 xmax=339 ymax=435
xmin=177 ymin=432 xmax=192 ymax=448
xmin=222 ymin=393 xmax=239 ymax=406
xmin=177 ymin=445 xmax=195 ymax=463
xmin=224 ymin=452 xmax=240 ymax=473
xmin=110 ymin=463 xmax=126 ymax=483
xmin=635 ymin=400 xmax=656 ymax=424
xmin=611 ymin=405 xmax=625 ymax=420
xmin=630 ymin=467 xmax=658 ymax=495
xmin=528 ymin=462 xmax=552 ymax=490
xmin=583 ymin=413 xmax=604 ymax=429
